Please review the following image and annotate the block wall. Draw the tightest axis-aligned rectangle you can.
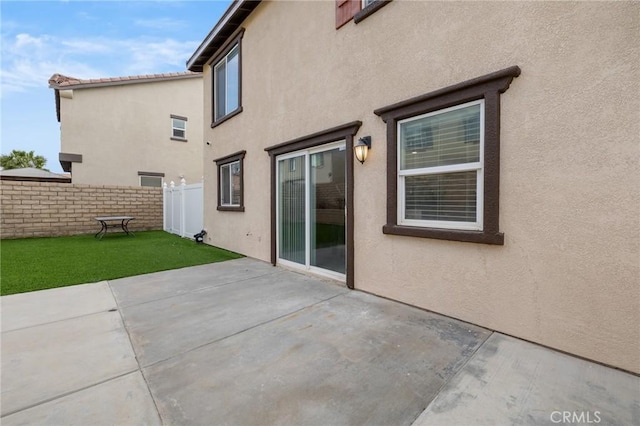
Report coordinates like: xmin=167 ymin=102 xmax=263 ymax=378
xmin=0 ymin=181 xmax=163 ymax=239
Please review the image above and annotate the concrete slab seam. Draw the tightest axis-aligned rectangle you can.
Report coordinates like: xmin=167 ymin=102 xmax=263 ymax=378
xmin=139 ymin=292 xmax=348 ymax=370
xmin=357 ymin=287 xmax=640 ymax=379
xmin=489 ymin=330 xmax=640 ymax=378
xmin=409 ymin=330 xmax=496 ymax=425
xmin=107 ymin=280 xmax=165 ymax=425
xmin=1 ymin=308 xmax=121 ymax=334
xmin=0 ymin=369 xmax=140 ymax=418
xmin=115 ymin=269 xmax=284 ymax=309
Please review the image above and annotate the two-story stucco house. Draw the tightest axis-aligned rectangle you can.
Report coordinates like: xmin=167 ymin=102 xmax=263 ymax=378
xmin=49 ymin=71 xmax=203 ymax=187
xmin=187 ymin=0 xmax=639 ymax=374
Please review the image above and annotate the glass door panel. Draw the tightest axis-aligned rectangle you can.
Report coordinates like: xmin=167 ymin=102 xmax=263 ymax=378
xmin=278 ymin=155 xmax=306 ymax=265
xmin=310 ymin=148 xmax=346 ymax=274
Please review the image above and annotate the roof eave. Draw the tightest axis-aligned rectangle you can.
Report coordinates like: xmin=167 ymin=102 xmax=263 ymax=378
xmin=48 ymin=72 xmax=201 ymax=91
xmin=187 ymin=0 xmax=261 ymax=72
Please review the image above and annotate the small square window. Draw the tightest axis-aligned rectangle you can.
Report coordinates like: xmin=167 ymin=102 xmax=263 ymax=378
xmin=171 ymin=115 xmax=187 ymax=140
xmin=140 ymin=175 xmax=163 ymax=187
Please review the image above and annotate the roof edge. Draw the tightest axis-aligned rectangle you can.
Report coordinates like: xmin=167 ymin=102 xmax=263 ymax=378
xmin=48 ymin=72 xmax=201 ymax=90
xmin=187 ymin=0 xmax=262 ymax=71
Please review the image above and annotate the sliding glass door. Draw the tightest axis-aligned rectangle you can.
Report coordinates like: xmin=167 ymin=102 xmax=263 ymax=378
xmin=278 ymin=154 xmax=306 ymax=265
xmin=277 ymin=142 xmax=346 ymax=279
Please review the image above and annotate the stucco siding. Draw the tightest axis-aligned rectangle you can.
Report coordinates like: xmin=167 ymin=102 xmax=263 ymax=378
xmin=60 ymin=76 xmax=203 ymax=186
xmin=201 ymin=1 xmax=639 ymax=373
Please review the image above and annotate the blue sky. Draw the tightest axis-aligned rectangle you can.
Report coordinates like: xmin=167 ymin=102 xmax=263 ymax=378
xmin=1 ymin=0 xmax=232 ymax=173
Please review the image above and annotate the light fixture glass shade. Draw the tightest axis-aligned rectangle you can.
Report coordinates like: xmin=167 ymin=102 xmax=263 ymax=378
xmin=354 ymin=144 xmax=368 ymax=164
xmin=354 ymin=136 xmax=371 ymax=164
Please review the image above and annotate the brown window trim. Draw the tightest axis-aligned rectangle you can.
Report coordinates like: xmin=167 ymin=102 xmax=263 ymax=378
xmin=214 ymin=150 xmax=246 ymax=212
xmin=171 ymin=115 xmax=188 ymax=140
xmin=374 ymin=65 xmax=521 ymax=245
xmin=354 ymin=0 xmax=392 ymax=24
xmin=210 ymin=28 xmax=245 ymax=128
xmin=211 ymin=107 xmax=243 ymax=129
xmin=265 ymin=121 xmax=362 ymax=290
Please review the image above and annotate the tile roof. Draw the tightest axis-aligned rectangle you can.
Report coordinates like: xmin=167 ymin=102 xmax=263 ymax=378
xmin=48 ymin=71 xmax=201 ymax=89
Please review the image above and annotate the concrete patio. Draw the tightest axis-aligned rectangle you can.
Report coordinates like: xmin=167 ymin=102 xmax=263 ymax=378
xmin=1 ymin=257 xmax=638 ymax=425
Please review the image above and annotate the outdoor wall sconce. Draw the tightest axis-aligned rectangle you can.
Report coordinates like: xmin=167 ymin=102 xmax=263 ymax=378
xmin=354 ymin=136 xmax=371 ymax=164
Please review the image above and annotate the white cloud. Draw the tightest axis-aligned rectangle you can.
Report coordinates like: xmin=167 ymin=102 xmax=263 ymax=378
xmin=134 ymin=17 xmax=186 ymax=30
xmin=61 ymin=40 xmax=112 ymax=54
xmin=0 ymin=31 xmax=198 ymax=97
xmin=123 ymin=38 xmax=199 ymax=74
xmin=14 ymin=33 xmax=46 ymax=49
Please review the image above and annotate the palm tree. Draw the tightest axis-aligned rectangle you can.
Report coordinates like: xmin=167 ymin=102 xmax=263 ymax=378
xmin=0 ymin=150 xmax=48 ymax=170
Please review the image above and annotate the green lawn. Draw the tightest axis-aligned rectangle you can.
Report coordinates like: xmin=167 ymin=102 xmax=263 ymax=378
xmin=0 ymin=231 xmax=243 ymax=296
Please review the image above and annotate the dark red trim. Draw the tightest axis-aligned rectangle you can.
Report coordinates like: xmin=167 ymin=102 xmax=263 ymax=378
xmin=336 ymin=0 xmax=362 ymax=29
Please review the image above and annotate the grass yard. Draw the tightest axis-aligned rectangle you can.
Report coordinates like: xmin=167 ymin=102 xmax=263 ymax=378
xmin=0 ymin=231 xmax=243 ymax=296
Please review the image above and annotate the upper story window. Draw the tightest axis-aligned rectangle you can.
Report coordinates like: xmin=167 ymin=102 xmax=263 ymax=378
xmin=374 ymin=66 xmax=521 ymax=245
xmin=171 ymin=115 xmax=187 ymax=141
xmin=215 ymin=150 xmax=246 ymax=212
xmin=211 ymin=29 xmax=244 ymax=128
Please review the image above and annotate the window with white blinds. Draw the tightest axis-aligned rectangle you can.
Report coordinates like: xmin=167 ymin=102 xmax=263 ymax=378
xmin=398 ymin=100 xmax=484 ymax=230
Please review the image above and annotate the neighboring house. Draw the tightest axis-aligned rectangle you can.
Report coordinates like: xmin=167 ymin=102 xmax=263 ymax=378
xmin=0 ymin=167 xmax=71 ymax=183
xmin=187 ymin=1 xmax=639 ymax=374
xmin=48 ymin=72 xmax=204 ymax=187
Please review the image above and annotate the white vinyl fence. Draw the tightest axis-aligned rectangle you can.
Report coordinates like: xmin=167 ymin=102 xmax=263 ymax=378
xmin=163 ymin=179 xmax=204 ymax=239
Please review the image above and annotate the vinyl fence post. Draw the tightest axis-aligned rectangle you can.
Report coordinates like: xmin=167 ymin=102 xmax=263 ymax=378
xmin=162 ymin=182 xmax=168 ymax=231
xmin=170 ymin=181 xmax=176 ymax=233
xmin=180 ymin=178 xmax=187 ymax=238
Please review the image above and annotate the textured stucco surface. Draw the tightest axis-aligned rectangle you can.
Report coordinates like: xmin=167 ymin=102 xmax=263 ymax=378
xmin=59 ymin=76 xmax=204 ymax=186
xmin=201 ymin=1 xmax=639 ymax=373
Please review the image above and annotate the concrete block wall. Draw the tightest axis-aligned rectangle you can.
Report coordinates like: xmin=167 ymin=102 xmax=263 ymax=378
xmin=0 ymin=181 xmax=163 ymax=239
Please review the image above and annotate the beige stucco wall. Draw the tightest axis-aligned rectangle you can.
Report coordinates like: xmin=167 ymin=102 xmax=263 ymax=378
xmin=59 ymin=76 xmax=203 ymax=186
xmin=201 ymin=1 xmax=639 ymax=373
